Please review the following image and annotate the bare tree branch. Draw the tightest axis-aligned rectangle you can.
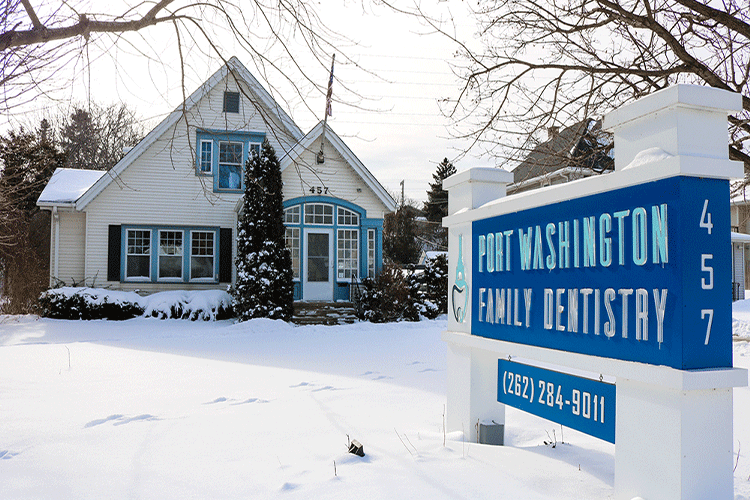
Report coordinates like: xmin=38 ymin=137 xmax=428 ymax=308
xmin=396 ymin=0 xmax=750 ymax=178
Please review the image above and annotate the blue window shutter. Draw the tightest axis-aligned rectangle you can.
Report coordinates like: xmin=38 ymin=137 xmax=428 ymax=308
xmin=219 ymin=228 xmax=233 ymax=283
xmin=108 ymin=225 xmax=121 ymax=281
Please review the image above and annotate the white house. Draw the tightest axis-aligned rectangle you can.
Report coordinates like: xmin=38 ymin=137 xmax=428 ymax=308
xmin=37 ymin=57 xmax=396 ymax=302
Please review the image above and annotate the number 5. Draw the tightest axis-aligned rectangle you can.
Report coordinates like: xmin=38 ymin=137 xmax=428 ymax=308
xmin=701 ymin=309 xmax=714 ymax=345
xmin=701 ymin=254 xmax=713 ymax=290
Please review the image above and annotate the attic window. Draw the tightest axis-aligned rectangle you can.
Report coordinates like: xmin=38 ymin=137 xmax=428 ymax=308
xmin=223 ymin=91 xmax=240 ymax=113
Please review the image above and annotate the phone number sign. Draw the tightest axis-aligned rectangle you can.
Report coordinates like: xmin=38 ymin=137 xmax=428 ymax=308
xmin=498 ymin=359 xmax=616 ymax=443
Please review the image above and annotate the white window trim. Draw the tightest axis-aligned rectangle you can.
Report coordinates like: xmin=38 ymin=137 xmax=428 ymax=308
xmin=218 ymin=141 xmax=244 ymax=191
xmin=304 ymin=203 xmax=334 ymax=226
xmin=157 ymin=229 xmax=184 ymax=282
xmin=337 ymin=207 xmax=360 ymax=226
xmin=125 ymin=229 xmax=152 ymax=282
xmin=284 ymin=205 xmax=301 ymax=225
xmin=189 ymin=230 xmax=217 ymax=282
xmin=368 ymin=228 xmax=376 ymax=278
xmin=285 ymin=227 xmax=301 ymax=281
xmin=337 ymin=228 xmax=359 ymax=281
xmin=199 ymin=140 xmax=213 ymax=174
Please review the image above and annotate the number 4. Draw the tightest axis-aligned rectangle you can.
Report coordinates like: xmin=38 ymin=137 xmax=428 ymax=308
xmin=701 ymin=309 xmax=714 ymax=345
xmin=700 ymin=199 xmax=713 ymax=235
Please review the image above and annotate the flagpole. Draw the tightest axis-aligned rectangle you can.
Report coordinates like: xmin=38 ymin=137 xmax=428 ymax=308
xmin=318 ymin=54 xmax=335 ymax=164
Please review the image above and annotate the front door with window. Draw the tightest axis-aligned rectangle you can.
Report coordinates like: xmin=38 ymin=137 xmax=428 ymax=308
xmin=303 ymin=229 xmax=334 ymax=300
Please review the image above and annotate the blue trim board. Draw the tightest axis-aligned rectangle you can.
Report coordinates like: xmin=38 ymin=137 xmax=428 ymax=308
xmin=195 ymin=129 xmax=266 ymax=193
xmin=282 ymin=196 xmax=386 ymax=299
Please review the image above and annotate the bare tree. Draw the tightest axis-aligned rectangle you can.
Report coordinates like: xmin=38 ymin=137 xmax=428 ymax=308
xmin=390 ymin=0 xmax=750 ymax=180
xmin=58 ymin=103 xmax=145 ymax=170
xmin=0 ymin=0 xmax=344 ymax=118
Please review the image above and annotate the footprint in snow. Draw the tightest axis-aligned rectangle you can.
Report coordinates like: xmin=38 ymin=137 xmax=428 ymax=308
xmin=204 ymin=397 xmax=228 ymax=405
xmin=0 ymin=450 xmax=19 ymax=459
xmin=84 ymin=414 xmax=124 ymax=428
xmin=290 ymin=382 xmax=313 ymax=388
xmin=230 ymin=398 xmax=269 ymax=405
xmin=372 ymin=375 xmax=392 ymax=380
xmin=84 ymin=414 xmax=157 ymax=428
xmin=311 ymin=385 xmax=336 ymax=392
xmin=112 ymin=414 xmax=157 ymax=426
xmin=419 ymin=368 xmax=440 ymax=373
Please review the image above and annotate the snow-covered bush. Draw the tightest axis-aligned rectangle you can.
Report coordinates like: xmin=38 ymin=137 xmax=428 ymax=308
xmin=39 ymin=287 xmax=144 ymax=320
xmin=355 ymin=256 xmax=447 ymax=323
xmin=39 ymin=287 xmax=233 ymax=321
xmin=355 ymin=264 xmax=421 ymax=323
xmin=411 ymin=254 xmax=448 ymax=319
xmin=142 ymin=290 xmax=233 ymax=321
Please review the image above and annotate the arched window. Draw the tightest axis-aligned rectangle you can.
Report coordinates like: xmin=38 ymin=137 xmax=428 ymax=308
xmin=337 ymin=207 xmax=359 ymax=226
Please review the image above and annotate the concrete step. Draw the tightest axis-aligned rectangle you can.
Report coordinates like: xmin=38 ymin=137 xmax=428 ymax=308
xmin=291 ymin=301 xmax=359 ymax=326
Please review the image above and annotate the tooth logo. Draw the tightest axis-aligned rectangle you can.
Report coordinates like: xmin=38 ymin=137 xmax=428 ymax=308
xmin=452 ymin=234 xmax=468 ymax=323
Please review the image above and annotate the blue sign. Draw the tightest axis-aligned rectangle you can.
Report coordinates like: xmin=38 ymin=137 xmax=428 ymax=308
xmin=473 ymin=176 xmax=731 ymax=370
xmin=498 ymin=359 xmax=616 ymax=443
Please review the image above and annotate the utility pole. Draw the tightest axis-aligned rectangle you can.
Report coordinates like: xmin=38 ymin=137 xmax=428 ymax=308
xmin=400 ymin=179 xmax=405 ymax=206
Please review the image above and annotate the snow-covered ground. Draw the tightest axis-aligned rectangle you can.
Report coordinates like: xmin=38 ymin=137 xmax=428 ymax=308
xmin=1 ymin=305 xmax=749 ymax=499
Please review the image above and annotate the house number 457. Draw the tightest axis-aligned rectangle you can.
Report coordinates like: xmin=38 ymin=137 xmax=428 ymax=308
xmin=700 ymin=199 xmax=714 ymax=345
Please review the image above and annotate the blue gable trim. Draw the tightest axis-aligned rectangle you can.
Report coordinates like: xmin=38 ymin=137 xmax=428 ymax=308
xmin=283 ymin=196 xmax=367 ymax=219
xmin=282 ymin=196 xmax=386 ymax=300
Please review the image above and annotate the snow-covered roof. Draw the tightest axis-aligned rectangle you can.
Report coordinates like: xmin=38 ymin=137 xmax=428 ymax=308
xmin=732 ymin=232 xmax=750 ymax=243
xmin=37 ymin=168 xmax=106 ymax=207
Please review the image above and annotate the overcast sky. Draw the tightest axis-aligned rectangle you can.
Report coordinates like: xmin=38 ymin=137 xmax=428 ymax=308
xmin=3 ymin=1 xmax=498 ymax=204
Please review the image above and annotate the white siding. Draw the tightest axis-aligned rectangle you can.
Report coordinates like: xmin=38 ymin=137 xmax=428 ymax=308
xmin=83 ymin=74 xmax=298 ymax=292
xmin=282 ymin=135 xmax=390 ymax=219
xmin=52 ymin=211 xmax=86 ymax=286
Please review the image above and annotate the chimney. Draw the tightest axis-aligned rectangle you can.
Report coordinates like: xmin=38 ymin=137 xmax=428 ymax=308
xmin=547 ymin=126 xmax=560 ymax=141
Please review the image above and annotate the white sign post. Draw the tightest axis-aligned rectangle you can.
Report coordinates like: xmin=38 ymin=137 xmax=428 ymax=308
xmin=443 ymin=85 xmax=748 ymax=500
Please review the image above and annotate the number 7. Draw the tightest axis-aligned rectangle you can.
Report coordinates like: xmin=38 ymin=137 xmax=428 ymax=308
xmin=701 ymin=309 xmax=714 ymax=345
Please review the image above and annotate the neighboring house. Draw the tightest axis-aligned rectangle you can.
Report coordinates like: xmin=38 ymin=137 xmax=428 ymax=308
xmin=730 ymin=185 xmax=750 ymax=296
xmin=508 ymin=119 xmax=614 ymax=195
xmin=504 ymin=117 xmax=749 ymax=299
xmin=37 ymin=57 xmax=396 ymax=302
xmin=417 ymin=250 xmax=447 ymax=268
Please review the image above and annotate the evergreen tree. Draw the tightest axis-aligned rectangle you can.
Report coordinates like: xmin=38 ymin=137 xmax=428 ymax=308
xmin=0 ymin=127 xmax=64 ymax=213
xmin=423 ymin=158 xmax=456 ymax=250
xmin=59 ymin=104 xmax=143 ymax=171
xmin=232 ymin=139 xmax=294 ymax=321
xmin=61 ymin=108 xmax=100 ymax=170
xmin=0 ymin=123 xmax=65 ymax=312
xmin=383 ymin=204 xmax=421 ymax=265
